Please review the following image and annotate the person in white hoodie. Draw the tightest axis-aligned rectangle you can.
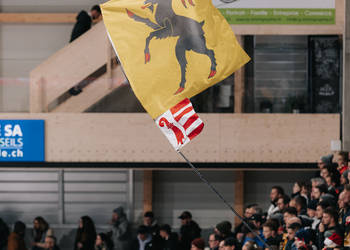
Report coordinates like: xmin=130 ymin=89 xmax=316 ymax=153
xmin=267 ymin=186 xmax=284 ymax=218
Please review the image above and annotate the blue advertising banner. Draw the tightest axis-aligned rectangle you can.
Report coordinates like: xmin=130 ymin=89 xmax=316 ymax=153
xmin=0 ymin=120 xmax=45 ymax=162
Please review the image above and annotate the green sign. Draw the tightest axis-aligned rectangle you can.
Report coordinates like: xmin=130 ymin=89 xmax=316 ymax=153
xmin=220 ymin=8 xmax=335 ymax=25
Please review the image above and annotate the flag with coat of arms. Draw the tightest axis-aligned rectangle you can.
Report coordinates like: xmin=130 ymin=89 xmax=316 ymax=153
xmin=101 ymin=0 xmax=250 ymax=151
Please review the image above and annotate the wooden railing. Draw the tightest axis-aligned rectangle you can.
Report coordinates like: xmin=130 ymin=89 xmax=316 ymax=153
xmin=30 ymin=21 xmax=126 ymax=112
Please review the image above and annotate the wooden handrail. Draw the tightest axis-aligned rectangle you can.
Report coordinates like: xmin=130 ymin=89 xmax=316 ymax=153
xmin=0 ymin=13 xmax=76 ymax=23
xmin=30 ymin=22 xmax=111 ymax=112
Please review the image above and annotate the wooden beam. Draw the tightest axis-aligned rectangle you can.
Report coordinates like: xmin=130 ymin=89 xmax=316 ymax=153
xmin=234 ymin=171 xmax=244 ymax=227
xmin=143 ymin=170 xmax=153 ymax=213
xmin=234 ymin=36 xmax=245 ymax=113
xmin=0 ymin=13 xmax=76 ymax=23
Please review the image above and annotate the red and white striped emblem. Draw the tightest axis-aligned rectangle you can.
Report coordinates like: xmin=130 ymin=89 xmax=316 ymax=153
xmin=156 ymin=99 xmax=204 ymax=151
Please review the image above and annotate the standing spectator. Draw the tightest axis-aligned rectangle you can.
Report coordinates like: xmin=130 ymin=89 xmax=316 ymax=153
xmin=131 ymin=226 xmax=152 ymax=250
xmin=95 ymin=233 xmax=113 ymax=250
xmin=267 ymin=186 xmax=284 ymax=218
xmin=159 ymin=224 xmax=178 ymax=250
xmin=191 ymin=238 xmax=204 ymax=250
xmin=178 ymin=211 xmax=201 ymax=250
xmin=69 ymin=11 xmax=91 ymax=43
xmin=143 ymin=212 xmax=161 ymax=249
xmin=74 ymin=216 xmax=97 ymax=250
xmin=8 ymin=221 xmax=26 ymax=250
xmin=208 ymin=234 xmax=220 ymax=250
xmin=110 ymin=206 xmax=130 ymax=250
xmin=0 ymin=218 xmax=9 ymax=250
xmin=44 ymin=236 xmax=59 ymax=250
xmin=32 ymin=217 xmax=53 ymax=250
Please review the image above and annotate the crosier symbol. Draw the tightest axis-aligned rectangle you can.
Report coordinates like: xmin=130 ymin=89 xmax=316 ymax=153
xmin=126 ymin=0 xmax=217 ymax=95
xmin=158 ymin=117 xmax=185 ymax=146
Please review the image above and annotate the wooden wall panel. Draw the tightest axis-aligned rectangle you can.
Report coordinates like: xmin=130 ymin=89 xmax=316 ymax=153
xmin=0 ymin=113 xmax=339 ymax=163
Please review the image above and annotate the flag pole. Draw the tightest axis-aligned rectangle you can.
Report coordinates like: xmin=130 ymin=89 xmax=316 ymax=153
xmin=177 ymin=151 xmax=271 ymax=250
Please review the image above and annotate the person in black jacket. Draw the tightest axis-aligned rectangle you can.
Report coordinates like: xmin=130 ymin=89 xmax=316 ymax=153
xmin=159 ymin=225 xmax=178 ymax=250
xmin=178 ymin=211 xmax=201 ymax=250
xmin=69 ymin=11 xmax=91 ymax=43
xmin=74 ymin=216 xmax=97 ymax=250
xmin=131 ymin=226 xmax=153 ymax=250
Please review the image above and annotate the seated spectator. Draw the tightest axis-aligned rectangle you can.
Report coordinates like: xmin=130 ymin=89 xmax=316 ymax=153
xmin=289 ymin=196 xmax=307 ymax=216
xmin=306 ymin=199 xmax=319 ymax=229
xmin=341 ymin=170 xmax=349 ymax=186
xmin=311 ymin=184 xmax=328 ymax=202
xmin=335 ymin=151 xmax=348 ymax=174
xmin=317 ymin=207 xmax=343 ymax=249
xmin=32 ymin=217 xmax=53 ymax=250
xmin=8 ymin=221 xmax=26 ymax=250
xmin=131 ymin=226 xmax=152 ymax=250
xmin=178 ymin=211 xmax=201 ymax=250
xmin=95 ymin=233 xmax=113 ymax=250
xmin=74 ymin=216 xmax=96 ymax=250
xmin=44 ymin=236 xmax=59 ymax=250
xmin=215 ymin=221 xmax=234 ymax=240
xmin=208 ymin=233 xmax=220 ymax=250
xmin=267 ymin=186 xmax=284 ymax=218
xmin=262 ymin=220 xmax=280 ymax=248
xmin=234 ymin=204 xmax=258 ymax=242
xmin=221 ymin=237 xmax=239 ymax=250
xmin=191 ymin=238 xmax=204 ymax=250
xmin=241 ymin=223 xmax=263 ymax=248
xmin=285 ymin=223 xmax=301 ymax=250
xmin=159 ymin=224 xmax=178 ymax=250
xmin=241 ymin=241 xmax=259 ymax=250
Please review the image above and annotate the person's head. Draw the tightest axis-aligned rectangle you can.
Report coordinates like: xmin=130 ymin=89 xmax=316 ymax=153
xmin=208 ymin=233 xmax=220 ymax=249
xmin=137 ymin=225 xmax=149 ymax=241
xmin=316 ymin=201 xmax=330 ymax=219
xmin=287 ymin=223 xmax=301 ymax=240
xmin=44 ymin=236 xmax=56 ymax=250
xmin=283 ymin=207 xmax=297 ymax=225
xmin=341 ymin=170 xmax=349 ymax=185
xmin=80 ymin=216 xmax=96 ymax=234
xmin=270 ymin=186 xmax=284 ymax=203
xmin=262 ymin=221 xmax=277 ymax=239
xmin=222 ymin=237 xmax=238 ymax=250
xmin=311 ymin=177 xmax=326 ymax=188
xmin=33 ymin=216 xmax=49 ymax=232
xmin=191 ymin=238 xmax=205 ymax=250
xmin=112 ymin=206 xmax=125 ymax=222
xmin=249 ymin=213 xmax=264 ymax=229
xmin=242 ymin=241 xmax=259 ymax=250
xmin=244 ymin=204 xmax=258 ymax=218
xmin=178 ymin=211 xmax=192 ymax=225
xmin=286 ymin=216 xmax=301 ymax=228
xmin=96 ymin=233 xmax=105 ymax=246
xmin=336 ymin=151 xmax=348 ymax=167
xmin=277 ymin=195 xmax=290 ymax=211
xmin=338 ymin=191 xmax=346 ymax=209
xmin=318 ymin=154 xmax=333 ymax=169
xmin=300 ymin=182 xmax=312 ymax=196
xmin=312 ymin=184 xmax=328 ymax=200
xmin=291 ymin=196 xmax=307 ymax=214
xmin=322 ymin=208 xmax=338 ymax=227
xmin=14 ymin=221 xmax=26 ymax=237
xmin=143 ymin=211 xmax=154 ymax=226
xmin=159 ymin=224 xmax=171 ymax=238
xmin=90 ymin=5 xmax=101 ymax=20
xmin=307 ymin=199 xmax=318 ymax=218
xmin=215 ymin=221 xmax=232 ymax=238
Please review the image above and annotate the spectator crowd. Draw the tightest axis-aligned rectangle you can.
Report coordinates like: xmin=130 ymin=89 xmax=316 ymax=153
xmin=2 ymin=151 xmax=350 ymax=250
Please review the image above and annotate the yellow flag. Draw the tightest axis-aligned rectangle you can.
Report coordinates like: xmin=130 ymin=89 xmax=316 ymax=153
xmin=101 ymin=0 xmax=250 ymax=119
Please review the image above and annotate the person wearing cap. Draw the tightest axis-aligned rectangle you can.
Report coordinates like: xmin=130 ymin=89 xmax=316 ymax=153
xmin=191 ymin=238 xmax=204 ymax=250
xmin=159 ymin=224 xmax=179 ymax=250
xmin=178 ymin=211 xmax=201 ymax=250
xmin=131 ymin=225 xmax=153 ymax=250
xmin=110 ymin=206 xmax=130 ymax=250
